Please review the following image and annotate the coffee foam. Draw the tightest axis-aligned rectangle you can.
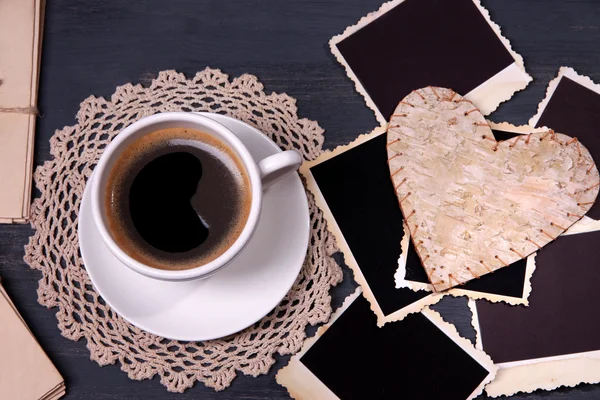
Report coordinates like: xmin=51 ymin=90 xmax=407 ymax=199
xmin=104 ymin=127 xmax=252 ymax=271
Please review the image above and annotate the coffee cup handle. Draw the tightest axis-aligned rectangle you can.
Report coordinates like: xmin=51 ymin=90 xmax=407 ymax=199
xmin=257 ymin=150 xmax=303 ymax=189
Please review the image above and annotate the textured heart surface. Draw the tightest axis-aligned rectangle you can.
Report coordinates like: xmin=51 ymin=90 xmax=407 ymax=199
xmin=387 ymin=87 xmax=600 ymax=292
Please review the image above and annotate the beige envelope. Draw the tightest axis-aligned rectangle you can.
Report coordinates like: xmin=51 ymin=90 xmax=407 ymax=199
xmin=0 ymin=0 xmax=45 ymax=223
xmin=0 ymin=282 xmax=64 ymax=400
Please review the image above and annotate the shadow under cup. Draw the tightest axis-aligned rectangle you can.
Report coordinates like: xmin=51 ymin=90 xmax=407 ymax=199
xmin=90 ymin=113 xmax=263 ymax=282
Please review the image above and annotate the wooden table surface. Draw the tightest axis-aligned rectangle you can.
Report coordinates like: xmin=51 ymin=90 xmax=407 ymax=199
xmin=1 ymin=0 xmax=599 ymax=398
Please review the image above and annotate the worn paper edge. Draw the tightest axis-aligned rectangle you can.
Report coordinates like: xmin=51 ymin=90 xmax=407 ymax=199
xmin=529 ymin=66 xmax=600 ymax=127
xmin=468 ymin=277 xmax=600 ymax=398
xmin=276 ymin=290 xmax=360 ymax=400
xmin=421 ymin=307 xmax=497 ymax=400
xmin=277 ymin=288 xmax=497 ymax=400
xmin=328 ymin=0 xmax=532 ymax=125
xmin=301 ymin=127 xmax=443 ymax=326
xmin=469 ymin=221 xmax=600 ymax=397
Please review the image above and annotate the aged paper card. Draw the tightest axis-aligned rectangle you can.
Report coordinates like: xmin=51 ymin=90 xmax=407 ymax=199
xmin=0 ymin=280 xmax=65 ymax=399
xmin=302 ymin=127 xmax=443 ymax=326
xmin=470 ymin=226 xmax=600 ymax=397
xmin=277 ymin=289 xmax=496 ymax=400
xmin=0 ymin=0 xmax=45 ymax=223
xmin=329 ymin=0 xmax=531 ymax=125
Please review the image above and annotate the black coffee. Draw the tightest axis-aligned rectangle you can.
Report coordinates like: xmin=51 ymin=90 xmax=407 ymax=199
xmin=104 ymin=127 xmax=252 ymax=270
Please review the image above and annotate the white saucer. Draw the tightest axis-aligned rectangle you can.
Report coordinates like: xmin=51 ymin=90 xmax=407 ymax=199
xmin=79 ymin=113 xmax=309 ymax=341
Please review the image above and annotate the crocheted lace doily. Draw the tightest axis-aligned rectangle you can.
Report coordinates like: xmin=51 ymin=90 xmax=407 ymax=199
xmin=24 ymin=69 xmax=342 ymax=392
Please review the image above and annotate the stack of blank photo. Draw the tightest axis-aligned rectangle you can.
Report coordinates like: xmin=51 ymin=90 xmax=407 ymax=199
xmin=277 ymin=0 xmax=600 ymax=398
xmin=0 ymin=281 xmax=65 ymax=400
xmin=0 ymin=0 xmax=45 ymax=223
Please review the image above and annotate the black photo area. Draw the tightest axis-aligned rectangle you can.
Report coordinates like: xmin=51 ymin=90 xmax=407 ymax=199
xmin=403 ymin=130 xmax=527 ymax=299
xmin=311 ymin=134 xmax=430 ymax=315
xmin=404 ymin=241 xmax=527 ymax=299
xmin=301 ymin=296 xmax=491 ymax=400
xmin=335 ymin=0 xmax=514 ymax=119
xmin=534 ymin=76 xmax=600 ymax=219
xmin=477 ymin=230 xmax=600 ymax=363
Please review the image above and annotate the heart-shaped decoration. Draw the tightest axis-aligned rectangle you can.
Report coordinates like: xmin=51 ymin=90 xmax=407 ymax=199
xmin=387 ymin=87 xmax=600 ymax=292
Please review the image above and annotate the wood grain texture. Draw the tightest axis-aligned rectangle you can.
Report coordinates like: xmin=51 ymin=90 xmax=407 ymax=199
xmin=1 ymin=0 xmax=600 ymax=398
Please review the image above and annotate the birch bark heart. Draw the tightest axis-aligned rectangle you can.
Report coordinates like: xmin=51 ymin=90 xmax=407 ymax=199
xmin=387 ymin=87 xmax=600 ymax=292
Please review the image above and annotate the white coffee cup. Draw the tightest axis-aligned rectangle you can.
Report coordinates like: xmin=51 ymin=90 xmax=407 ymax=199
xmin=91 ymin=112 xmax=302 ymax=281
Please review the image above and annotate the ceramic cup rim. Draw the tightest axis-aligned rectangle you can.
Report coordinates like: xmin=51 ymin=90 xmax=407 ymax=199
xmin=90 ymin=112 xmax=263 ymax=281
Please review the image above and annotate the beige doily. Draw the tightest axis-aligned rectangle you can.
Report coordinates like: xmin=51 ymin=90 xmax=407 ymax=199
xmin=24 ymin=69 xmax=342 ymax=392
